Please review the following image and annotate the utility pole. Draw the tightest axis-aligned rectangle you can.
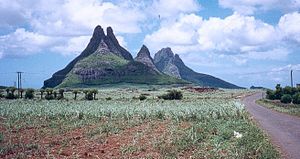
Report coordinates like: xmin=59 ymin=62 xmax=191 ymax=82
xmin=17 ymin=72 xmax=23 ymax=96
xmin=291 ymin=70 xmax=293 ymax=87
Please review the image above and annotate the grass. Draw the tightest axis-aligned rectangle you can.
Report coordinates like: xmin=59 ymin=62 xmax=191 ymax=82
xmin=257 ymin=99 xmax=300 ymax=117
xmin=0 ymin=88 xmax=279 ymax=158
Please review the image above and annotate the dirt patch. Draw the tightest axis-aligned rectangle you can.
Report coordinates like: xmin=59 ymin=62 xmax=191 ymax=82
xmin=0 ymin=119 xmax=170 ymax=158
xmin=182 ymin=87 xmax=218 ymax=93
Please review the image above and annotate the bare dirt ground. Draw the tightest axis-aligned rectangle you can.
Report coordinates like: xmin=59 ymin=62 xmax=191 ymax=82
xmin=242 ymin=93 xmax=300 ymax=159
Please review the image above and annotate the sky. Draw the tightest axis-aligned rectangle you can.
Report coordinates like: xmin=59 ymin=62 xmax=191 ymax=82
xmin=0 ymin=0 xmax=300 ymax=89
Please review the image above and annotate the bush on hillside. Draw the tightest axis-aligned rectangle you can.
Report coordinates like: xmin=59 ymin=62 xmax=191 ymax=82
xmin=280 ymin=94 xmax=292 ymax=104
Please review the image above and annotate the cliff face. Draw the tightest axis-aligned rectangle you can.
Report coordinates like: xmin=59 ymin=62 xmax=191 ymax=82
xmin=154 ymin=48 xmax=181 ymax=78
xmin=154 ymin=48 xmax=242 ymax=89
xmin=134 ymin=45 xmax=160 ymax=73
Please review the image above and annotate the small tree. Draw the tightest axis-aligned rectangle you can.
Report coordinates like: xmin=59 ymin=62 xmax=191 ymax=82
xmin=283 ymin=86 xmax=292 ymax=95
xmin=274 ymin=84 xmax=283 ymax=100
xmin=280 ymin=94 xmax=292 ymax=104
xmin=53 ymin=91 xmax=57 ymax=99
xmin=91 ymin=89 xmax=98 ymax=100
xmin=72 ymin=90 xmax=80 ymax=100
xmin=293 ymin=93 xmax=300 ymax=104
xmin=266 ymin=89 xmax=276 ymax=100
xmin=85 ymin=91 xmax=94 ymax=100
xmin=45 ymin=88 xmax=54 ymax=100
xmin=25 ymin=89 xmax=35 ymax=99
xmin=83 ymin=90 xmax=89 ymax=99
xmin=40 ymin=89 xmax=45 ymax=99
xmin=0 ymin=89 xmax=4 ymax=98
xmin=58 ymin=89 xmax=65 ymax=100
xmin=5 ymin=87 xmax=17 ymax=99
xmin=19 ymin=89 xmax=24 ymax=98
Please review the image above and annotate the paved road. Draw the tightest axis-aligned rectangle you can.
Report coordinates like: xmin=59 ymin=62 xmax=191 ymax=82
xmin=242 ymin=93 xmax=300 ymax=159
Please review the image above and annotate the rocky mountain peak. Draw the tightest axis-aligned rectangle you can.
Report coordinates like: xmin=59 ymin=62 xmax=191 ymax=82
xmin=135 ymin=45 xmax=159 ymax=73
xmin=92 ymin=25 xmax=106 ymax=40
xmin=153 ymin=47 xmax=181 ymax=78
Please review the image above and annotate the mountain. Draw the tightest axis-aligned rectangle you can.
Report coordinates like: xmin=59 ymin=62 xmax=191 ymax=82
xmin=44 ymin=26 xmax=187 ymax=88
xmin=134 ymin=45 xmax=160 ymax=73
xmin=154 ymin=48 xmax=242 ymax=89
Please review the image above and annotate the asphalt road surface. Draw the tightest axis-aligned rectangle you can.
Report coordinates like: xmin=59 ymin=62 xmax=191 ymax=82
xmin=242 ymin=93 xmax=300 ymax=159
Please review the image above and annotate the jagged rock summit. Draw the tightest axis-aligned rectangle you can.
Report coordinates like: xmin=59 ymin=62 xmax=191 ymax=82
xmin=154 ymin=47 xmax=181 ymax=78
xmin=135 ymin=45 xmax=160 ymax=73
xmin=153 ymin=48 xmax=242 ymax=89
xmin=44 ymin=26 xmax=186 ymax=88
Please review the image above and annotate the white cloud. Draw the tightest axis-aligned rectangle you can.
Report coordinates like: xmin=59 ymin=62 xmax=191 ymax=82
xmin=51 ymin=36 xmax=91 ymax=56
xmin=151 ymin=0 xmax=200 ymax=19
xmin=0 ymin=28 xmax=55 ymax=58
xmin=0 ymin=0 xmax=29 ymax=29
xmin=145 ymin=13 xmax=281 ymax=57
xmin=278 ymin=12 xmax=300 ymax=43
xmin=144 ymin=14 xmax=203 ymax=54
xmin=219 ymin=0 xmax=300 ymax=15
xmin=30 ymin=0 xmax=146 ymax=35
xmin=197 ymin=13 xmax=278 ymax=53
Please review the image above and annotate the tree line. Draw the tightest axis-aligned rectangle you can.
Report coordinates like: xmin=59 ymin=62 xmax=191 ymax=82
xmin=266 ymin=84 xmax=300 ymax=104
xmin=0 ymin=87 xmax=99 ymax=100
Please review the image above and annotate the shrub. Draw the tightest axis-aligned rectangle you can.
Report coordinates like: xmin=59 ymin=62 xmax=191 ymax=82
xmin=58 ymin=89 xmax=65 ymax=99
xmin=25 ymin=89 xmax=35 ymax=99
xmin=39 ymin=89 xmax=45 ymax=99
xmin=293 ymin=93 xmax=300 ymax=104
xmin=85 ymin=91 xmax=94 ymax=100
xmin=0 ymin=89 xmax=4 ymax=98
xmin=91 ymin=89 xmax=98 ymax=100
xmin=280 ymin=94 xmax=292 ymax=104
xmin=72 ymin=90 xmax=80 ymax=100
xmin=266 ymin=90 xmax=276 ymax=100
xmin=274 ymin=84 xmax=283 ymax=100
xmin=19 ymin=89 xmax=24 ymax=98
xmin=105 ymin=97 xmax=112 ymax=100
xmin=5 ymin=87 xmax=17 ymax=99
xmin=138 ymin=94 xmax=147 ymax=101
xmin=45 ymin=94 xmax=55 ymax=100
xmin=159 ymin=90 xmax=183 ymax=100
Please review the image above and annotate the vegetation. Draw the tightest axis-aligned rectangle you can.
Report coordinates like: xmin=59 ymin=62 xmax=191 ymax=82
xmin=5 ymin=87 xmax=17 ymax=99
xmin=280 ymin=94 xmax=292 ymax=103
xmin=25 ymin=89 xmax=35 ymax=99
xmin=138 ymin=94 xmax=147 ymax=101
xmin=293 ymin=93 xmax=300 ymax=104
xmin=159 ymin=90 xmax=183 ymax=100
xmin=0 ymin=88 xmax=278 ymax=158
xmin=266 ymin=84 xmax=300 ymax=104
xmin=257 ymin=99 xmax=300 ymax=117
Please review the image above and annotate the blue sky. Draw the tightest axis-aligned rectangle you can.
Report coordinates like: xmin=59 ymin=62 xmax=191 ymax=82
xmin=0 ymin=0 xmax=300 ymax=89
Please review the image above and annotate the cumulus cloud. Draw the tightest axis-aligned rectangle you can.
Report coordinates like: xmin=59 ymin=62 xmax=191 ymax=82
xmin=144 ymin=11 xmax=300 ymax=65
xmin=0 ymin=0 xmax=147 ymax=58
xmin=219 ymin=0 xmax=300 ymax=15
xmin=0 ymin=28 xmax=55 ymax=58
xmin=151 ymin=0 xmax=200 ymax=19
xmin=278 ymin=12 xmax=300 ymax=43
xmin=144 ymin=14 xmax=203 ymax=54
